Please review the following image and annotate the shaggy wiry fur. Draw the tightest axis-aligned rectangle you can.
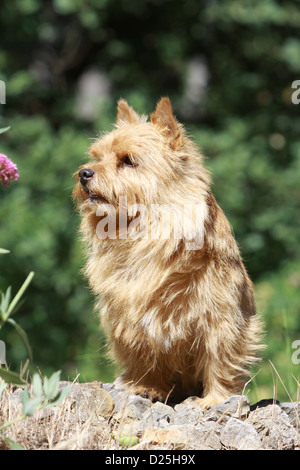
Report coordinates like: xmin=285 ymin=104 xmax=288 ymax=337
xmin=73 ymin=97 xmax=264 ymax=408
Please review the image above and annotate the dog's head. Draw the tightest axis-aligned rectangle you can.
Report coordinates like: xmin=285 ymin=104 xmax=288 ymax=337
xmin=73 ymin=98 xmax=206 ymax=209
xmin=73 ymin=98 xmax=210 ymax=247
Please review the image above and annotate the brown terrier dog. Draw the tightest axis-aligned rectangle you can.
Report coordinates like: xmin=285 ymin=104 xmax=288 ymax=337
xmin=73 ymin=98 xmax=264 ymax=408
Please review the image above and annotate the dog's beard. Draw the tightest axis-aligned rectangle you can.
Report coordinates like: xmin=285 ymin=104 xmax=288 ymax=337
xmin=81 ymin=184 xmax=109 ymax=204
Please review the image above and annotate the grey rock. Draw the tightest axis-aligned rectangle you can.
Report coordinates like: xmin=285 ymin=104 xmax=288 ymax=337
xmin=118 ymin=419 xmax=145 ymax=437
xmin=65 ymin=382 xmax=114 ymax=421
xmin=173 ymin=403 xmax=204 ymax=425
xmin=210 ymin=395 xmax=250 ymax=419
xmin=102 ymin=382 xmax=115 ymax=392
xmin=142 ymin=401 xmax=175 ymax=427
xmin=112 ymin=392 xmax=151 ymax=418
xmin=49 ymin=383 xmax=300 ymax=450
xmin=220 ymin=417 xmax=261 ymax=450
xmin=279 ymin=402 xmax=300 ymax=429
xmin=142 ymin=423 xmax=221 ymax=450
xmin=247 ymin=404 xmax=297 ymax=450
xmin=192 ymin=422 xmax=223 ymax=450
xmin=142 ymin=424 xmax=193 ymax=448
xmin=112 ymin=376 xmax=126 ymax=389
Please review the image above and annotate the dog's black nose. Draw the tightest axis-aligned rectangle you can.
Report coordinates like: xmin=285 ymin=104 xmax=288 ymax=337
xmin=79 ymin=168 xmax=94 ymax=185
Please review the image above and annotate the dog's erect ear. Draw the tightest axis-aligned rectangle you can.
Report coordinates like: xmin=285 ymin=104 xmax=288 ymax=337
xmin=150 ymin=97 xmax=183 ymax=149
xmin=116 ymin=99 xmax=141 ymax=125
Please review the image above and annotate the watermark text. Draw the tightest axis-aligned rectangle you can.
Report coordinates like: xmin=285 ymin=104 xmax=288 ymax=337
xmin=291 ymin=80 xmax=300 ymax=105
xmin=0 ymin=80 xmax=6 ymax=105
xmin=291 ymin=340 xmax=300 ymax=365
xmin=95 ymin=197 xmax=206 ymax=250
xmin=0 ymin=340 xmax=6 ymax=364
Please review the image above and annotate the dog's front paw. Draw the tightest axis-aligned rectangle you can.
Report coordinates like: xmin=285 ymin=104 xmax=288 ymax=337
xmin=132 ymin=385 xmax=167 ymax=403
xmin=182 ymin=394 xmax=228 ymax=410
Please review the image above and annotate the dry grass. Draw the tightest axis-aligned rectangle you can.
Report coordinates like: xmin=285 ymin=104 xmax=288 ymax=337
xmin=0 ymin=379 xmax=174 ymax=450
xmin=0 ymin=383 xmax=111 ymax=450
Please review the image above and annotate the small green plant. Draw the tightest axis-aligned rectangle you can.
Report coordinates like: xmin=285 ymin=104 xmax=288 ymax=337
xmin=118 ymin=434 xmax=139 ymax=448
xmin=0 ymin=370 xmax=71 ymax=449
xmin=0 ymin=124 xmax=33 ymax=361
xmin=20 ymin=371 xmax=71 ymax=416
xmin=0 ymin=124 xmax=72 ymax=450
xmin=0 ymin=250 xmax=34 ymax=361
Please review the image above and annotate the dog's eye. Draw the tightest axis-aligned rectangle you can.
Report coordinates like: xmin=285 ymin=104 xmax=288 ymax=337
xmin=122 ymin=156 xmax=137 ymax=167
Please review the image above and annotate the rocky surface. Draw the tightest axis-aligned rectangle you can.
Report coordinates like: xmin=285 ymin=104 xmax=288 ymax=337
xmin=11 ymin=378 xmax=300 ymax=450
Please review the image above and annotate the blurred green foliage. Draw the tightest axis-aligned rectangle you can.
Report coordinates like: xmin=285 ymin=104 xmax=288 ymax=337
xmin=0 ymin=0 xmax=299 ymax=401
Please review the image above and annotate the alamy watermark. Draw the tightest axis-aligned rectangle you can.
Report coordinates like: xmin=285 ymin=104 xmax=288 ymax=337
xmin=0 ymin=80 xmax=6 ymax=105
xmin=0 ymin=340 xmax=6 ymax=364
xmin=94 ymin=196 xmax=206 ymax=250
xmin=291 ymin=340 xmax=300 ymax=365
xmin=291 ymin=80 xmax=300 ymax=105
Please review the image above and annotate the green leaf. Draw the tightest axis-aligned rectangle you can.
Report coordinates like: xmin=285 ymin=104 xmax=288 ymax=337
xmin=5 ymin=272 xmax=35 ymax=320
xmin=0 ymin=286 xmax=12 ymax=319
xmin=20 ymin=388 xmax=29 ymax=405
xmin=43 ymin=370 xmax=61 ymax=401
xmin=0 ymin=248 xmax=10 ymax=254
xmin=20 ymin=388 xmax=42 ymax=416
xmin=119 ymin=435 xmax=139 ymax=448
xmin=7 ymin=318 xmax=33 ymax=361
xmin=32 ymin=373 xmax=43 ymax=398
xmin=0 ymin=126 xmax=11 ymax=135
xmin=45 ymin=384 xmax=71 ymax=407
xmin=0 ymin=382 xmax=7 ymax=398
xmin=0 ymin=367 xmax=26 ymax=385
xmin=4 ymin=437 xmax=26 ymax=450
xmin=21 ymin=396 xmax=42 ymax=416
xmin=4 ymin=298 xmax=25 ymax=319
